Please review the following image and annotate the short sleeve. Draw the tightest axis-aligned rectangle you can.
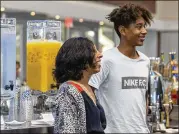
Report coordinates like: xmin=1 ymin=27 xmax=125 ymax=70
xmin=89 ymin=57 xmax=110 ymax=89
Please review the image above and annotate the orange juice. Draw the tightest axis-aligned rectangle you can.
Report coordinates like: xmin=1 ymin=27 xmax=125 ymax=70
xmin=26 ymin=41 xmax=62 ymax=92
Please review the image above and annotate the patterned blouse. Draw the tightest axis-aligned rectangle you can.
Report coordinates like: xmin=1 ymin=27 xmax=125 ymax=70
xmin=53 ymin=82 xmax=86 ymax=133
xmin=53 ymin=82 xmax=106 ymax=134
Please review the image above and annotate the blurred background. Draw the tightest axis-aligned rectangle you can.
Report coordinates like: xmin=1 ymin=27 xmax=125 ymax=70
xmin=1 ymin=0 xmax=178 ymax=66
xmin=0 ymin=1 xmax=178 ymax=129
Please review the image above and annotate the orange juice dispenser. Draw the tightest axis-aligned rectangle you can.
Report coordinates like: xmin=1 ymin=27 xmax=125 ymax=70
xmin=26 ymin=20 xmax=62 ymax=92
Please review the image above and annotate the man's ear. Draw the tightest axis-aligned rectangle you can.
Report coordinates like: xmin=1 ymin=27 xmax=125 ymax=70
xmin=118 ymin=26 xmax=126 ymax=36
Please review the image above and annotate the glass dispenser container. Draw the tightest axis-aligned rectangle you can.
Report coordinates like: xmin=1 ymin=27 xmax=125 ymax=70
xmin=1 ymin=18 xmax=16 ymax=97
xmin=1 ymin=18 xmax=16 ymax=123
xmin=26 ymin=20 xmax=62 ymax=92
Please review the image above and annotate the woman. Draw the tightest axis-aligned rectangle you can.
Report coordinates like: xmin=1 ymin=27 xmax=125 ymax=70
xmin=53 ymin=37 xmax=106 ymax=133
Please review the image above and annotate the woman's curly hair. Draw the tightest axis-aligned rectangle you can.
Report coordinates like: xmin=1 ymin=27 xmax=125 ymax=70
xmin=53 ymin=37 xmax=96 ymax=84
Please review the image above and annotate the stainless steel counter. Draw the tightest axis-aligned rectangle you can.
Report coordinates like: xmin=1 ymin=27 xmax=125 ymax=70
xmin=153 ymin=105 xmax=179 ymax=133
xmin=0 ymin=105 xmax=178 ymax=133
xmin=1 ymin=122 xmax=54 ymax=134
xmin=1 ymin=121 xmax=178 ymax=134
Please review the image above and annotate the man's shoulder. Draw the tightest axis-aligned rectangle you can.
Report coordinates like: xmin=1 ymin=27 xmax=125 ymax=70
xmin=102 ymin=47 xmax=117 ymax=58
xmin=138 ymin=51 xmax=150 ymax=62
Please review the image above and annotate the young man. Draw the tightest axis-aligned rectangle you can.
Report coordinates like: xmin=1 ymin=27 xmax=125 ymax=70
xmin=89 ymin=4 xmax=153 ymax=133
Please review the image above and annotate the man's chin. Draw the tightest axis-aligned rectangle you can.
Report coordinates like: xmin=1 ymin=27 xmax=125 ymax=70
xmin=136 ymin=43 xmax=144 ymax=46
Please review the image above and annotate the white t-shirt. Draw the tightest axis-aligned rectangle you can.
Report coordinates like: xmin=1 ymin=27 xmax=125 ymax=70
xmin=89 ymin=47 xmax=150 ymax=133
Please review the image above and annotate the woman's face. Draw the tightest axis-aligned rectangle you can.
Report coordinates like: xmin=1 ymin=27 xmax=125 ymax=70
xmin=90 ymin=45 xmax=103 ymax=74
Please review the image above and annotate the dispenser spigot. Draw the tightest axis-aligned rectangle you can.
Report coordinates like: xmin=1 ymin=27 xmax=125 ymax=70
xmin=9 ymin=80 xmax=14 ymax=91
xmin=4 ymin=80 xmax=14 ymax=91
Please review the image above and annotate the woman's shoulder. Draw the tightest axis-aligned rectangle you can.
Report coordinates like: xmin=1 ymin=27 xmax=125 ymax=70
xmin=57 ymin=82 xmax=70 ymax=93
xmin=57 ymin=81 xmax=84 ymax=104
xmin=58 ymin=82 xmax=79 ymax=95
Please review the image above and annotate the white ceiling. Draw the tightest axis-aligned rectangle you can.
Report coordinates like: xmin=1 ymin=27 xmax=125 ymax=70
xmin=1 ymin=1 xmax=178 ymax=31
xmin=1 ymin=1 xmax=117 ymax=23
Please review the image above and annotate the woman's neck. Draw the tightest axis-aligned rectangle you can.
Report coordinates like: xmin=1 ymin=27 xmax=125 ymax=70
xmin=69 ymin=71 xmax=96 ymax=105
xmin=76 ymin=72 xmax=91 ymax=87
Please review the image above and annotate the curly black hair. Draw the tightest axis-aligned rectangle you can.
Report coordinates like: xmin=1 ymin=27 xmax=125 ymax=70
xmin=106 ymin=3 xmax=153 ymax=38
xmin=53 ymin=37 xmax=96 ymax=84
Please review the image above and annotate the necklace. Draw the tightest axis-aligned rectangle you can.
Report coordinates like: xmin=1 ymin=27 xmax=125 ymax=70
xmin=68 ymin=80 xmax=96 ymax=105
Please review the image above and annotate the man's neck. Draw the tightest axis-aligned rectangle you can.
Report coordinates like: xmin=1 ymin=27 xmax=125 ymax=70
xmin=117 ymin=40 xmax=139 ymax=59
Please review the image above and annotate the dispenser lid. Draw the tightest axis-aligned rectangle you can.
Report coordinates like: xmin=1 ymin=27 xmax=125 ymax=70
xmin=27 ymin=20 xmax=61 ymax=42
xmin=1 ymin=18 xmax=16 ymax=27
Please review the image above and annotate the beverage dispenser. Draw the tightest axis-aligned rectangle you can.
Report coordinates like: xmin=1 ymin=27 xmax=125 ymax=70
xmin=1 ymin=18 xmax=16 ymax=124
xmin=1 ymin=18 xmax=16 ymax=97
xmin=26 ymin=20 xmax=62 ymax=92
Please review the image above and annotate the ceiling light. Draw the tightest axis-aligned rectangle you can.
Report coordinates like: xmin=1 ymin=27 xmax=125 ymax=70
xmin=30 ymin=11 xmax=36 ymax=16
xmin=79 ymin=18 xmax=84 ymax=23
xmin=55 ymin=15 xmax=60 ymax=19
xmin=1 ymin=7 xmax=5 ymax=12
xmin=87 ymin=31 xmax=95 ymax=37
xmin=99 ymin=21 xmax=104 ymax=26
